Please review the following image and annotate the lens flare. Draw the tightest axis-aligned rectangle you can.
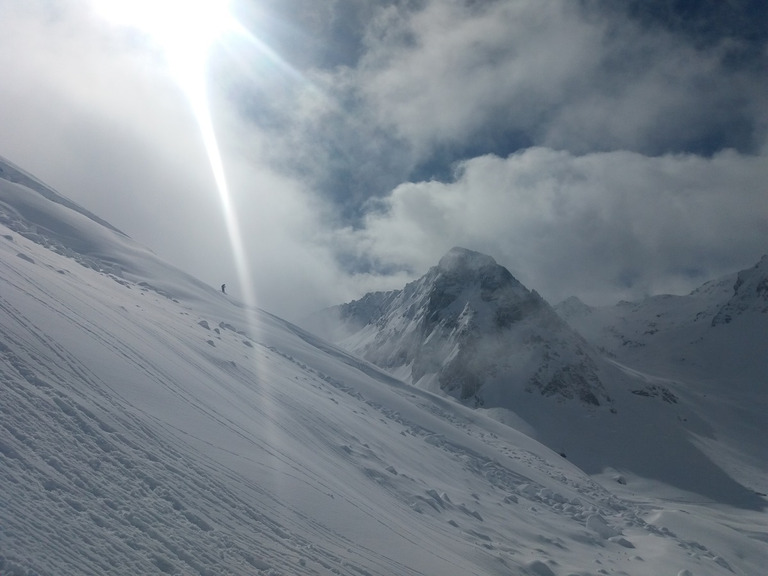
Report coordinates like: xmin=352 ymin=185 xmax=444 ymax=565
xmin=91 ymin=0 xmax=256 ymax=308
xmin=90 ymin=0 xmax=318 ymax=500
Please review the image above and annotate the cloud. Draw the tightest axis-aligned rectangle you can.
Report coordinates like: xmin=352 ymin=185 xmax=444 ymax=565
xmin=0 ymin=0 xmax=766 ymax=321
xmin=355 ymin=0 xmax=766 ymax=158
xmin=341 ymin=146 xmax=768 ymax=305
xmin=228 ymin=0 xmax=766 ymax=223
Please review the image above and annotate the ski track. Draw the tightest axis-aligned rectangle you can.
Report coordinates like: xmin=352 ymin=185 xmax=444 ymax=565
xmin=0 ymin=251 xmax=468 ymax=575
xmin=0 ymin=253 xmax=392 ymax=575
xmin=1 ymin=223 xmax=766 ymax=576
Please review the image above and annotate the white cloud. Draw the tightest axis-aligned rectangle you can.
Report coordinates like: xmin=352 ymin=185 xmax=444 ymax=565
xmin=344 ymin=147 xmax=768 ymax=305
xmin=358 ymin=2 xmax=570 ymax=152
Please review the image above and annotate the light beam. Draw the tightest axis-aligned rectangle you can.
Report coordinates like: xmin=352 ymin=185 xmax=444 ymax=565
xmin=91 ymin=0 xmax=256 ymax=308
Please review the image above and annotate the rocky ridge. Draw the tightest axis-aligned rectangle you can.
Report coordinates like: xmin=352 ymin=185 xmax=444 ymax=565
xmin=317 ymin=247 xmax=611 ymax=409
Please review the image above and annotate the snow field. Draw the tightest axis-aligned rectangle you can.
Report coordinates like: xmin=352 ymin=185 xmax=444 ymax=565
xmin=1 ymin=175 xmax=766 ymax=575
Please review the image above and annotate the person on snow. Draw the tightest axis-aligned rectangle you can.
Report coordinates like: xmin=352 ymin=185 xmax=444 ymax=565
xmin=221 ymin=283 xmax=226 ymax=294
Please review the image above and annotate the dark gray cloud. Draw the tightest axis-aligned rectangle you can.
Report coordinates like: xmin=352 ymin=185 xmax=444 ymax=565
xmin=608 ymin=0 xmax=768 ymax=56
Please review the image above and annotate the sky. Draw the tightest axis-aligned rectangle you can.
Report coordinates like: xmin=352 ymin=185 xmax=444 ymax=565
xmin=0 ymin=0 xmax=766 ymax=321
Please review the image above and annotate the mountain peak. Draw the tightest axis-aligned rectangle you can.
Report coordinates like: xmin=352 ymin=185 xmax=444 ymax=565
xmin=432 ymin=247 xmax=526 ymax=298
xmin=437 ymin=247 xmax=498 ymax=273
xmin=555 ymin=296 xmax=593 ymax=320
xmin=316 ymin=248 xmax=610 ymax=408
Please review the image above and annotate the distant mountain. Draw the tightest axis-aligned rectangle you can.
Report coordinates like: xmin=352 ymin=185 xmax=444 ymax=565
xmin=555 ymin=255 xmax=768 ymax=496
xmin=554 ymin=254 xmax=768 ymax=373
xmin=309 ymin=247 xmax=611 ymax=409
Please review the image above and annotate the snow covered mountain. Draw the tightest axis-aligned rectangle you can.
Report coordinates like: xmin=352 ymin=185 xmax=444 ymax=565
xmin=555 ymin=256 xmax=768 ymax=500
xmin=308 ymin=247 xmax=611 ymax=408
xmin=306 ymin=246 xmax=767 ymax=511
xmin=1 ymin=156 xmax=766 ymax=576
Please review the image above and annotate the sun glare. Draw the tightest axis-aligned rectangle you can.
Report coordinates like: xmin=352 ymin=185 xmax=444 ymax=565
xmin=91 ymin=0 xmax=256 ymax=309
xmin=91 ymin=0 xmax=235 ymax=92
xmin=92 ymin=0 xmax=233 ymax=44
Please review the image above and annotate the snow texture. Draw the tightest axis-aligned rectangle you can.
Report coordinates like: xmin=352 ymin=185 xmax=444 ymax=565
xmin=1 ymin=157 xmax=766 ymax=575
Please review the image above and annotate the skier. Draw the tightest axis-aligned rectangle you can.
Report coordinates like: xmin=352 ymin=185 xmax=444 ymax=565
xmin=221 ymin=283 xmax=226 ymax=294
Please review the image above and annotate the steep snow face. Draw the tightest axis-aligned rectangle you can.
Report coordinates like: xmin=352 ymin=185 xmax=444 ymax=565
xmin=0 ymin=157 xmax=222 ymax=303
xmin=712 ymin=254 xmax=768 ymax=325
xmin=315 ymin=247 xmax=610 ymax=408
xmin=0 ymin=154 xmax=124 ymax=236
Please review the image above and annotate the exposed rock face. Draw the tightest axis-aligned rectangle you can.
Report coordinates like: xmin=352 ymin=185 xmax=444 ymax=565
xmin=319 ymin=248 xmax=610 ymax=408
xmin=712 ymin=255 xmax=768 ymax=326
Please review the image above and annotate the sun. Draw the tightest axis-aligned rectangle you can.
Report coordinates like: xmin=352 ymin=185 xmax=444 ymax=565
xmin=90 ymin=0 xmax=236 ymax=82
xmin=89 ymin=0 xmax=238 ymax=132
xmin=90 ymin=0 xmax=234 ymax=45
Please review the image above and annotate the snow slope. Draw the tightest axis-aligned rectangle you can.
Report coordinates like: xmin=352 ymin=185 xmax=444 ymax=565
xmin=1 ymin=160 xmax=766 ymax=575
xmin=556 ymin=261 xmax=768 ymax=502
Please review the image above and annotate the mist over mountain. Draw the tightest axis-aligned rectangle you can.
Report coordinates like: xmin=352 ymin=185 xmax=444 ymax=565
xmin=1 ymin=155 xmax=766 ymax=576
xmin=308 ymin=247 xmax=610 ymax=408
